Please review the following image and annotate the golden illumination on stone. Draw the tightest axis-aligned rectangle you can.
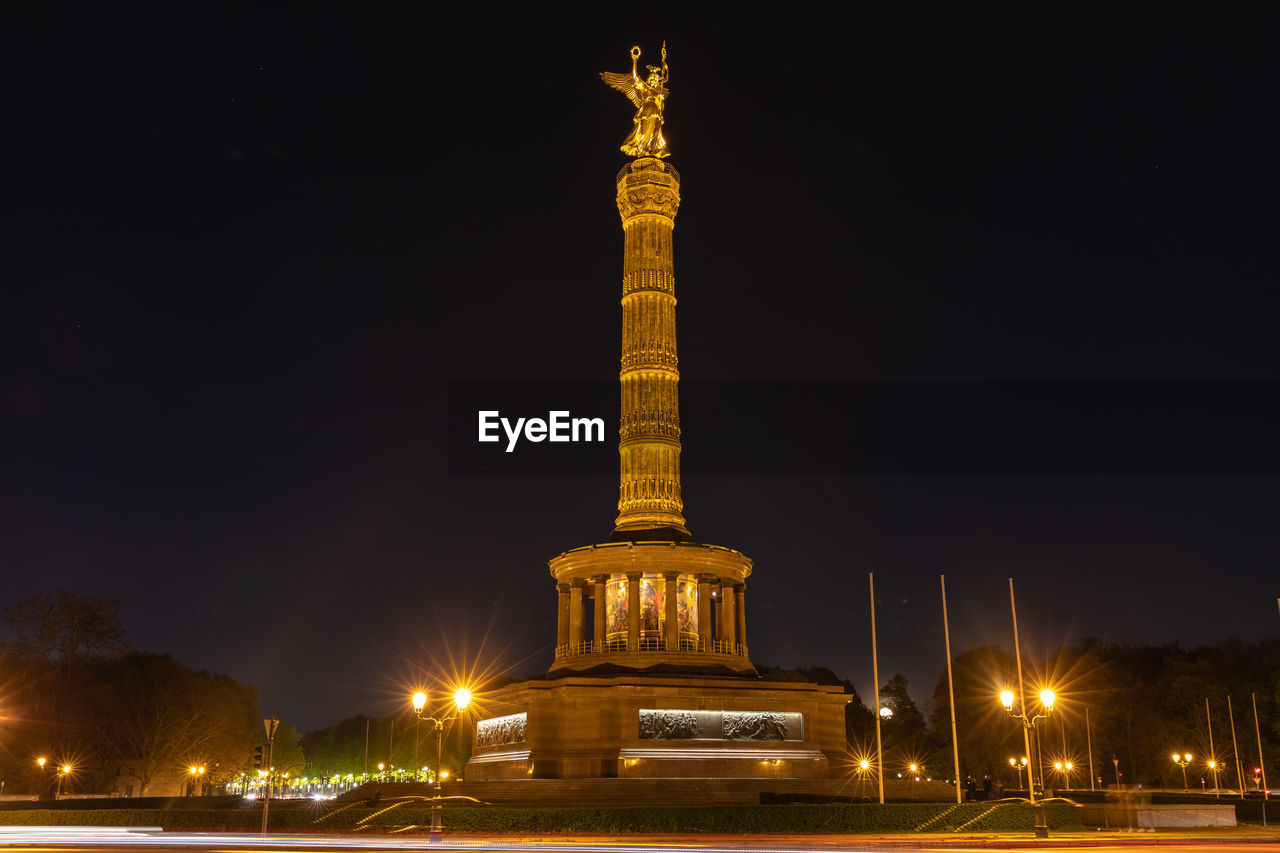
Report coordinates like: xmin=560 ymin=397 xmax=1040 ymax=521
xmin=466 ymin=48 xmax=859 ymax=786
xmin=600 ymin=43 xmax=670 ymax=159
xmin=613 ymin=156 xmax=688 ymax=540
xmin=541 ymin=69 xmax=757 ymax=676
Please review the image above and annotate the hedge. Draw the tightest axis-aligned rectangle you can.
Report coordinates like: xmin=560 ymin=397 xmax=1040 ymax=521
xmin=0 ymin=802 xmax=1082 ymax=833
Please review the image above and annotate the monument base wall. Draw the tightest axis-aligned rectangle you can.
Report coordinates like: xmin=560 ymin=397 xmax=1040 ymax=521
xmin=465 ymin=674 xmax=850 ymax=781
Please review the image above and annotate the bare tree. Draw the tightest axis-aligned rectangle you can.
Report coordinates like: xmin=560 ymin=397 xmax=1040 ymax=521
xmin=82 ymin=654 xmax=257 ymax=794
xmin=4 ymin=590 xmax=127 ymax=666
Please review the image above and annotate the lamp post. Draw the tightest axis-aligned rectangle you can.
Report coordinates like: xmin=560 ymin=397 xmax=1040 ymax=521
xmin=1053 ymin=761 xmax=1073 ymax=791
xmin=1172 ymin=753 xmax=1192 ymax=792
xmin=1009 ymin=756 xmax=1028 ymax=792
xmin=188 ymin=765 xmax=205 ymax=797
xmin=412 ymin=691 xmax=426 ymax=782
xmin=412 ymin=687 xmax=472 ymax=841
xmin=55 ymin=765 xmax=72 ymax=799
xmin=1000 ymin=685 xmax=1056 ymax=833
xmin=1207 ymin=759 xmax=1221 ymax=797
xmin=1002 ymin=578 xmax=1055 ymax=838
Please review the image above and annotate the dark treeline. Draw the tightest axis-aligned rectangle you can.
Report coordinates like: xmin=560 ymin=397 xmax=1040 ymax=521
xmin=299 ymin=713 xmax=472 ymax=780
xmin=930 ymin=638 xmax=1280 ymax=790
xmin=0 ymin=591 xmax=262 ymax=795
xmin=768 ymin=638 xmax=1280 ymax=790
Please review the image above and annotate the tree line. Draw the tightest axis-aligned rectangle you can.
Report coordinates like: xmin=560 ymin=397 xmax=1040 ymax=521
xmin=0 ymin=591 xmax=265 ymax=795
xmin=928 ymin=638 xmax=1280 ymax=790
xmin=765 ymin=637 xmax=1279 ymax=790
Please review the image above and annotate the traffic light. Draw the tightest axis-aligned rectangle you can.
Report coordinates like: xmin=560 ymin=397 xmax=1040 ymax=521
xmin=253 ymin=745 xmax=265 ymax=770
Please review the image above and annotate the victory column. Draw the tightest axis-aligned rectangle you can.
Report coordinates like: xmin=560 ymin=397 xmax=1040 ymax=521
xmin=465 ymin=45 xmax=849 ymax=785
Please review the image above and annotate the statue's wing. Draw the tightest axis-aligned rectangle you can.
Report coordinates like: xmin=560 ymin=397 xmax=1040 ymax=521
xmin=600 ymin=71 xmax=641 ymax=107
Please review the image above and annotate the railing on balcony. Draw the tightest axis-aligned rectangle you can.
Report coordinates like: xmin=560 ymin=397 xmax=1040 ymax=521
xmin=554 ymin=638 xmax=747 ymax=660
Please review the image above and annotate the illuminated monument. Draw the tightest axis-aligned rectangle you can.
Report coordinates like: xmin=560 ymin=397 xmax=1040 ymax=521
xmin=466 ymin=44 xmax=849 ymax=782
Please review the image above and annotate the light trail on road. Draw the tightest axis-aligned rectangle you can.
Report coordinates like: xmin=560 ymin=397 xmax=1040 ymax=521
xmin=1 ymin=829 xmax=1279 ymax=853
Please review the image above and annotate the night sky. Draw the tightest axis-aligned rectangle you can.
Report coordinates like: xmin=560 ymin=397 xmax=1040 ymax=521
xmin=3 ymin=5 xmax=1277 ymax=732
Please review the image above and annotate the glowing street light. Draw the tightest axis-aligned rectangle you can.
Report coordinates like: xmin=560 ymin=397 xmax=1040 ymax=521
xmin=1172 ymin=752 xmax=1192 ymax=791
xmin=1010 ymin=756 xmax=1028 ymax=790
xmin=188 ymin=765 xmax=206 ymax=797
xmin=411 ymin=691 xmax=427 ymax=782
xmin=1001 ymin=578 xmax=1055 ymax=838
xmin=411 ymin=688 xmax=472 ymax=791
xmin=1053 ymin=760 xmax=1074 ymax=790
xmin=54 ymin=764 xmax=73 ymax=799
xmin=412 ymin=686 xmax=473 ymax=841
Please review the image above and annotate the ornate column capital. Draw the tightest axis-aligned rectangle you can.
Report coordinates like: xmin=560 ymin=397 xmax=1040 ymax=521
xmin=616 ymin=158 xmax=681 ymax=224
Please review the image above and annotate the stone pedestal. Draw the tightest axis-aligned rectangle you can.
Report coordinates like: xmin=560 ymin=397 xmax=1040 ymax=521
xmin=466 ymin=674 xmax=850 ymax=781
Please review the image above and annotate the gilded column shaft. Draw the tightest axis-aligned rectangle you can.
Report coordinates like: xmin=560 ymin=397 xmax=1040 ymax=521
xmin=613 ymin=157 xmax=689 ymax=541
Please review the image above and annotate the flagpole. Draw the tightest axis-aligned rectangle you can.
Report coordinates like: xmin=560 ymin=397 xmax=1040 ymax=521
xmin=1206 ymin=698 xmax=1220 ymax=796
xmin=1085 ymin=706 xmax=1095 ymax=791
xmin=870 ymin=572 xmax=884 ymax=805
xmin=941 ymin=575 xmax=961 ymax=803
xmin=1228 ymin=695 xmax=1245 ymax=800
xmin=1253 ymin=692 xmax=1269 ymax=827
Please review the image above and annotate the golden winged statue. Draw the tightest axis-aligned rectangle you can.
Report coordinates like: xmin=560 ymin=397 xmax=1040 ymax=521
xmin=600 ymin=43 xmax=670 ymax=158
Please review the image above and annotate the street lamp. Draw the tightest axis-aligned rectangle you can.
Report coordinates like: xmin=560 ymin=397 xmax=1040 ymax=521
xmin=1053 ymin=761 xmax=1073 ymax=791
xmin=55 ymin=765 xmax=72 ymax=799
xmin=1206 ymin=759 xmax=1220 ymax=796
xmin=188 ymin=765 xmax=206 ymax=797
xmin=1001 ymin=578 xmax=1057 ymax=838
xmin=999 ymin=682 xmax=1056 ymax=835
xmin=412 ymin=687 xmax=473 ymax=841
xmin=1009 ymin=756 xmax=1028 ymax=791
xmin=1172 ymin=752 xmax=1192 ymax=792
xmin=411 ymin=691 xmax=427 ymax=782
